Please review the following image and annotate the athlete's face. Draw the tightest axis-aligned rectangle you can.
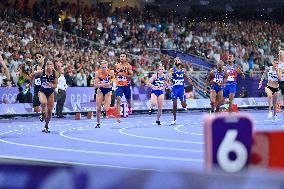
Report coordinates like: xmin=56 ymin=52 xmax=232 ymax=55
xmin=158 ymin=67 xmax=164 ymax=75
xmin=174 ymin=58 xmax=182 ymax=68
xmin=101 ymin=64 xmax=108 ymax=71
xmin=279 ymin=50 xmax=284 ymax=62
xmin=120 ymin=54 xmax=127 ymax=62
xmin=228 ymin=55 xmax=234 ymax=63
xmin=217 ymin=62 xmax=223 ymax=70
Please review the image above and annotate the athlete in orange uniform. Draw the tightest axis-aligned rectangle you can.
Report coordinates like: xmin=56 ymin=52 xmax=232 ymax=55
xmin=94 ymin=61 xmax=115 ymax=128
xmin=114 ymin=53 xmax=133 ymax=122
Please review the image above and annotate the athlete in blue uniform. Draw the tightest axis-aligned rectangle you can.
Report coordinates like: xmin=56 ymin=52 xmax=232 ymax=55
xmin=223 ymin=54 xmax=245 ymax=112
xmin=206 ymin=61 xmax=227 ymax=113
xmin=32 ymin=60 xmax=58 ymax=133
xmin=168 ymin=57 xmax=198 ymax=125
xmin=147 ymin=65 xmax=168 ymax=125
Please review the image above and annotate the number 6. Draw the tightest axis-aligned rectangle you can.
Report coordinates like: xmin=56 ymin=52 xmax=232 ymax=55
xmin=217 ymin=130 xmax=248 ymax=172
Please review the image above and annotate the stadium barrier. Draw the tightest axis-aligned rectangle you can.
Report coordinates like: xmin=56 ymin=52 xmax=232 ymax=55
xmin=0 ymin=97 xmax=276 ymax=116
xmin=0 ymin=159 xmax=283 ymax=189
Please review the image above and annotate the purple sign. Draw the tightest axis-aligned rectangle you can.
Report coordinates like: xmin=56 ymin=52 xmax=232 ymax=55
xmin=79 ymin=102 xmax=97 ymax=112
xmin=0 ymin=104 xmax=27 ymax=114
xmin=205 ymin=114 xmax=253 ymax=172
xmin=65 ymin=87 xmax=95 ymax=105
xmin=0 ymin=87 xmax=19 ymax=103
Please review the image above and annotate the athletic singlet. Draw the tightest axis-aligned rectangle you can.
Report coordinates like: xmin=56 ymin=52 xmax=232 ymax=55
xmin=225 ymin=64 xmax=237 ymax=83
xmin=98 ymin=70 xmax=112 ymax=88
xmin=115 ymin=65 xmax=130 ymax=86
xmin=172 ymin=67 xmax=185 ymax=88
xmin=34 ymin=64 xmax=45 ymax=93
xmin=267 ymin=66 xmax=279 ymax=82
xmin=40 ymin=70 xmax=56 ymax=89
xmin=152 ymin=73 xmax=166 ymax=89
xmin=277 ymin=62 xmax=284 ymax=81
xmin=213 ymin=70 xmax=225 ymax=85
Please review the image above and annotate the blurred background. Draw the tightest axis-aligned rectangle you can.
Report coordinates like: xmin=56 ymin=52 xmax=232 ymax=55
xmin=0 ymin=0 xmax=283 ymax=104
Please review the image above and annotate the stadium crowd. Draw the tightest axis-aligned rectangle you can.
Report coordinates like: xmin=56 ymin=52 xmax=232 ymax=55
xmin=0 ymin=1 xmax=283 ymax=90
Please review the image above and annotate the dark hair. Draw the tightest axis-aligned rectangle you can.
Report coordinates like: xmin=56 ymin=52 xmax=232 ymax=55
xmin=35 ymin=52 xmax=44 ymax=56
xmin=18 ymin=87 xmax=23 ymax=92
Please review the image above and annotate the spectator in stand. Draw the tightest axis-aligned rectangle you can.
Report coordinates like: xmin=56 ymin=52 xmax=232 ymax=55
xmin=240 ymin=86 xmax=249 ymax=98
xmin=76 ymin=68 xmax=87 ymax=87
xmin=16 ymin=86 xmax=25 ymax=103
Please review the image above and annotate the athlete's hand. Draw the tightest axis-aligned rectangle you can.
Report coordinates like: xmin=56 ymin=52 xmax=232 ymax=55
xmin=46 ymin=82 xmax=53 ymax=88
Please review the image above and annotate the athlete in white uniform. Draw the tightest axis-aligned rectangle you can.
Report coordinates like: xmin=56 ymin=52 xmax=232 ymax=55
xmin=276 ymin=49 xmax=284 ymax=112
xmin=259 ymin=60 xmax=282 ymax=120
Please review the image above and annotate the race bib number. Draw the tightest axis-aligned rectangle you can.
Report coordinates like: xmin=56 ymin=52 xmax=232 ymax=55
xmin=227 ymin=75 xmax=235 ymax=82
xmin=213 ymin=78 xmax=222 ymax=83
xmin=35 ymin=78 xmax=41 ymax=85
xmin=173 ymin=79 xmax=184 ymax=86
xmin=117 ymin=76 xmax=127 ymax=82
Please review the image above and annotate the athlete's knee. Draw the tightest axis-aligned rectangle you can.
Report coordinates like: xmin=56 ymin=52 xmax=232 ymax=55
xmin=46 ymin=109 xmax=52 ymax=115
xmin=41 ymin=102 xmax=47 ymax=108
xmin=96 ymin=106 xmax=101 ymax=112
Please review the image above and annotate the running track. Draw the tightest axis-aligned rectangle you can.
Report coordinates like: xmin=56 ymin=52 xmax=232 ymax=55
xmin=0 ymin=111 xmax=283 ymax=172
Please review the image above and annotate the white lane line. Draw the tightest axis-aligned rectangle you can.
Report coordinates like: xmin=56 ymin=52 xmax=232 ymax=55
xmin=55 ymin=124 xmax=66 ymax=127
xmin=119 ymin=126 xmax=204 ymax=144
xmin=0 ymin=155 xmax=160 ymax=171
xmin=59 ymin=130 xmax=202 ymax=153
xmin=0 ymin=138 xmax=202 ymax=163
xmin=8 ymin=126 xmax=11 ymax=128
xmin=174 ymin=125 xmax=204 ymax=136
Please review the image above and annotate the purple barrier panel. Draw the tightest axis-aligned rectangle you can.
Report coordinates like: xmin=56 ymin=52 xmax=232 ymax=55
xmin=0 ymin=87 xmax=18 ymax=103
xmin=65 ymin=87 xmax=95 ymax=105
xmin=1 ymin=162 xmax=284 ymax=189
xmin=132 ymin=86 xmax=152 ymax=101
xmin=0 ymin=103 xmax=27 ymax=115
xmin=79 ymin=102 xmax=96 ymax=112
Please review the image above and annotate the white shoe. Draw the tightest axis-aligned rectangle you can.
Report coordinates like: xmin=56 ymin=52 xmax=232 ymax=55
xmin=170 ymin=120 xmax=176 ymax=125
xmin=268 ymin=111 xmax=273 ymax=118
xmin=272 ymin=115 xmax=278 ymax=121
